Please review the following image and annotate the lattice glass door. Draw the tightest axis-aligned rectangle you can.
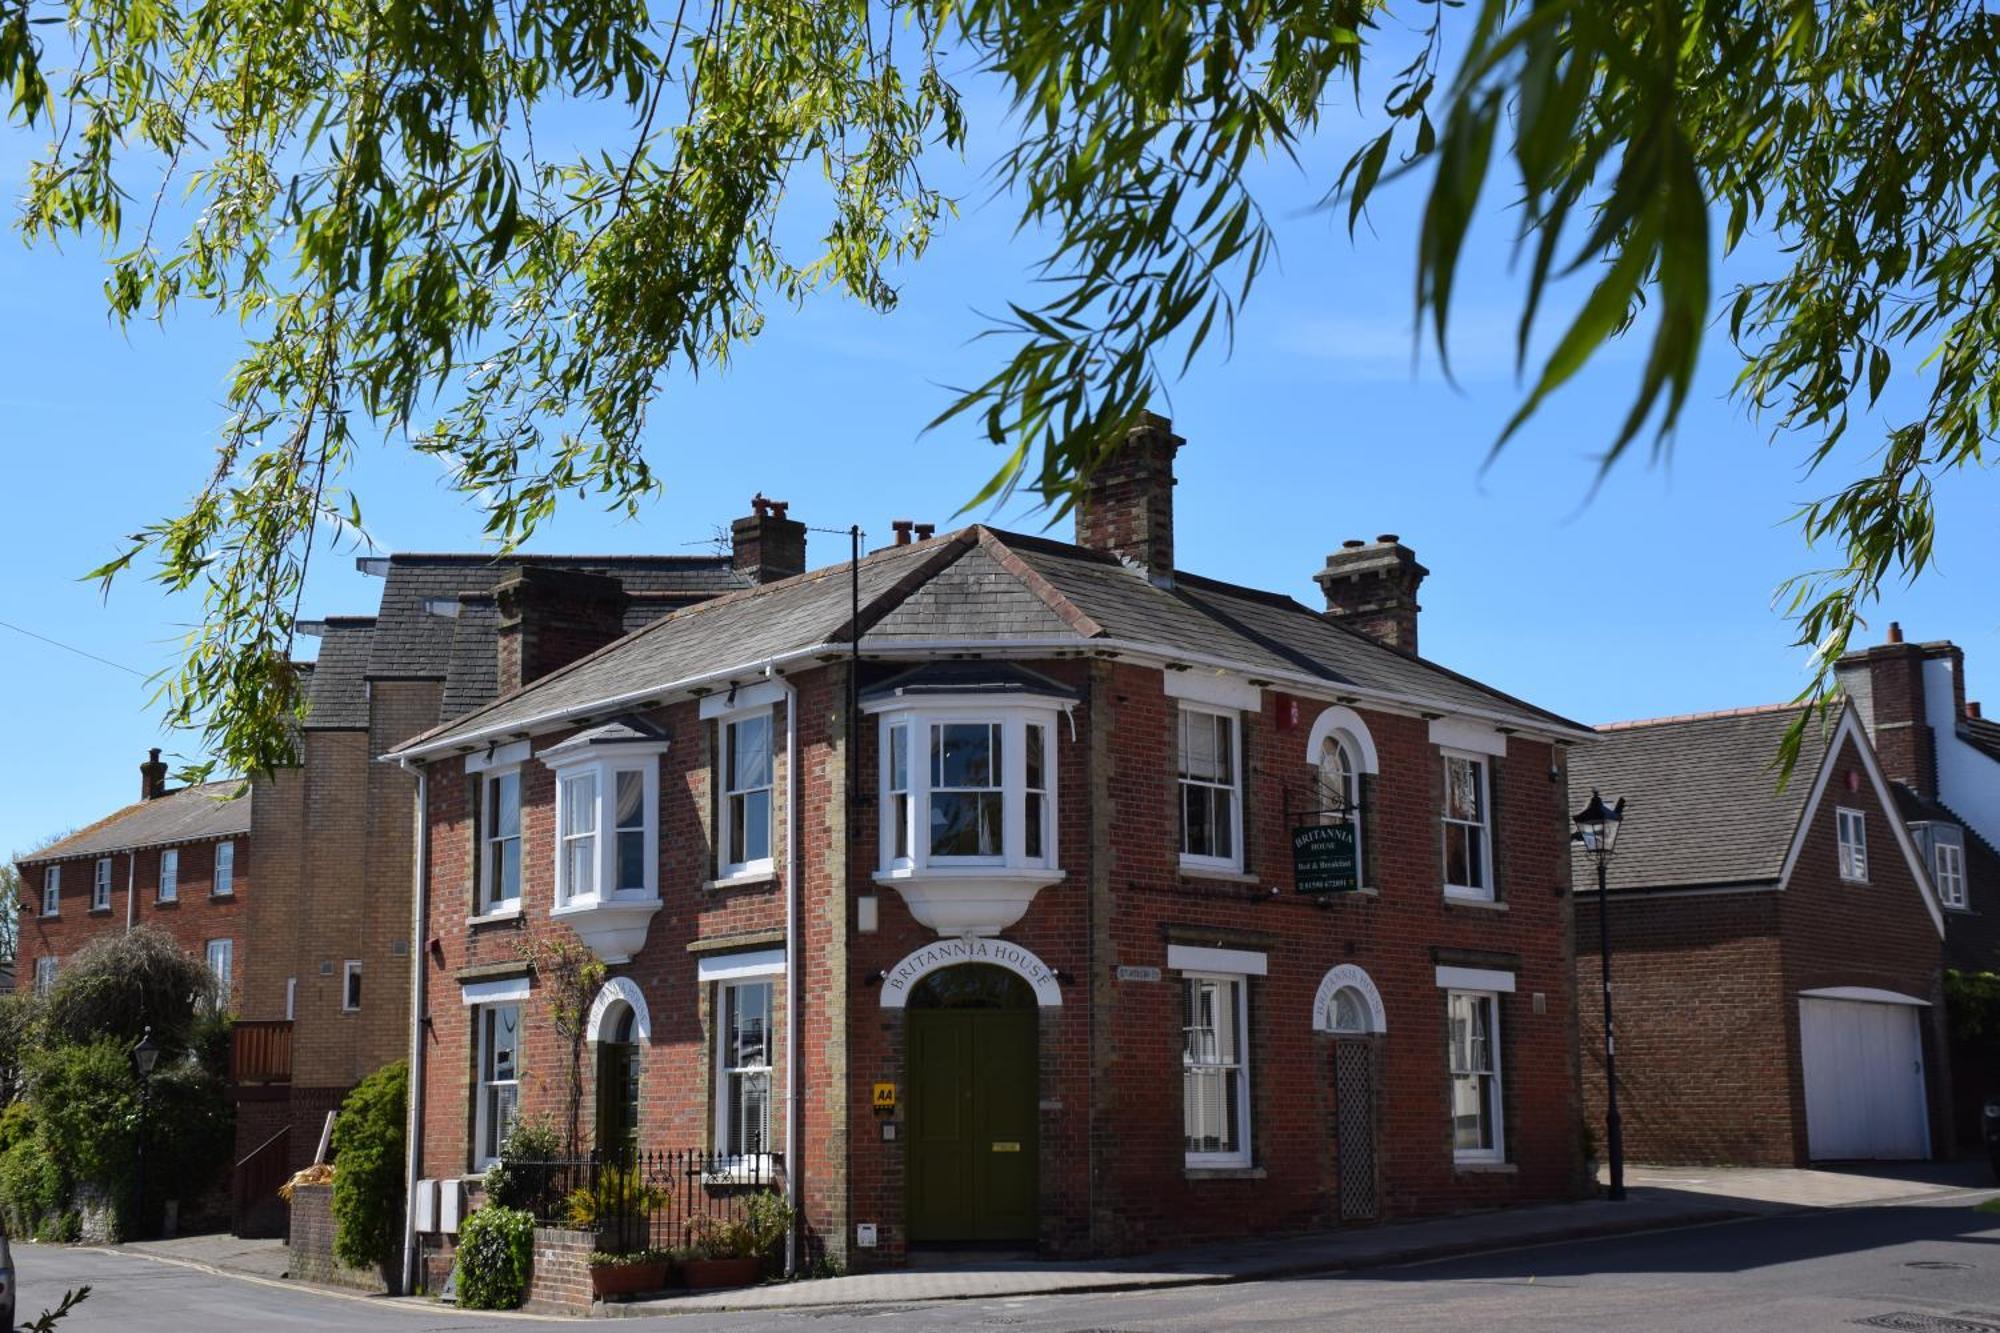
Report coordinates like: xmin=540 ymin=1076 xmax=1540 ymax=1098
xmin=1335 ymin=1039 xmax=1378 ymax=1221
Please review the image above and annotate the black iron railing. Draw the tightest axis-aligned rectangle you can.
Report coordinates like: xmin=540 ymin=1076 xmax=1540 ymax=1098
xmin=493 ymin=1149 xmax=783 ymax=1254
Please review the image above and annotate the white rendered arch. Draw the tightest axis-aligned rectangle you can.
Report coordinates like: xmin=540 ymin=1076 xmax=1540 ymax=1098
xmin=586 ymin=975 xmax=653 ymax=1044
xmin=1312 ymin=964 xmax=1387 ymax=1034
xmin=1305 ymin=705 xmax=1380 ymax=773
xmin=879 ymin=937 xmax=1064 ymax=1008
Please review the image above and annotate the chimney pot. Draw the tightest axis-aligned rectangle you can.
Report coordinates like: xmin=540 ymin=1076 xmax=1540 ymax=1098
xmin=913 ymin=523 xmax=936 ymax=542
xmin=1970 ymin=701 xmax=1983 ymax=720
xmin=1888 ymin=621 xmax=1904 ymax=644
xmin=1075 ymin=413 xmax=1183 ymax=587
xmin=1341 ymin=539 xmax=1365 ymax=550
xmin=892 ymin=520 xmax=914 ymax=547
xmin=1315 ymin=535 xmax=1428 ymax=655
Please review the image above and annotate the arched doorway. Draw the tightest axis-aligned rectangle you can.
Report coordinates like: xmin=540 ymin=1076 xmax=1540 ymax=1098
xmin=906 ymin=964 xmax=1038 ymax=1245
xmin=595 ymin=1003 xmax=641 ymax=1159
xmin=1313 ymin=965 xmax=1386 ymax=1222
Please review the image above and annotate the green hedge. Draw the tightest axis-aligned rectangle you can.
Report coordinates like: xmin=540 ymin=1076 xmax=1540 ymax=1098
xmin=330 ymin=1061 xmax=407 ymax=1271
xmin=456 ymin=1205 xmax=534 ymax=1310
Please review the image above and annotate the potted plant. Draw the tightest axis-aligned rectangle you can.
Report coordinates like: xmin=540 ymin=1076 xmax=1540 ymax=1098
xmin=682 ymin=1193 xmax=791 ymax=1290
xmin=587 ymin=1248 xmax=671 ymax=1299
xmin=564 ymin=1165 xmax=664 ymax=1258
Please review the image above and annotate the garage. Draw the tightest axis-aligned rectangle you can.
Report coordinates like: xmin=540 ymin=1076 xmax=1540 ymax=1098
xmin=1799 ymin=992 xmax=1931 ymax=1161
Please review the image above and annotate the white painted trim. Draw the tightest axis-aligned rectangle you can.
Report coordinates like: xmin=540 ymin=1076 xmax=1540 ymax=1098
xmin=697 ymin=948 xmax=786 ymax=982
xmin=699 ymin=679 xmax=787 ymax=719
xmin=459 ymin=975 xmax=532 ymax=1005
xmin=1430 ymin=716 xmax=1508 ymax=758
xmin=1304 ymin=705 xmax=1380 ymax=773
xmin=464 ymin=739 xmax=531 ymax=774
xmin=1168 ymin=944 xmax=1269 ymax=977
xmin=1775 ymin=705 xmax=1945 ymax=937
xmin=879 ymin=936 xmax=1064 ymax=1007
xmin=1799 ymin=986 xmax=1931 ymax=1007
xmin=1435 ymin=965 xmax=1516 ymax=993
xmin=586 ymin=975 xmax=654 ymax=1042
xmin=1312 ymin=964 xmax=1387 ymax=1033
xmin=1163 ymin=669 xmax=1262 ymax=713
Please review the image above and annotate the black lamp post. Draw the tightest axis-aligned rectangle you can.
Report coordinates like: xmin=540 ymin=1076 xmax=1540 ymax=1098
xmin=1572 ymin=790 xmax=1627 ymax=1202
xmin=131 ymin=1026 xmax=160 ymax=1238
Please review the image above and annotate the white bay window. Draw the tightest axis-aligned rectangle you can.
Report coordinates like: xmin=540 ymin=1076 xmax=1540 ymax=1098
xmin=539 ymin=718 xmax=669 ymax=963
xmin=864 ymin=666 xmax=1072 ymax=937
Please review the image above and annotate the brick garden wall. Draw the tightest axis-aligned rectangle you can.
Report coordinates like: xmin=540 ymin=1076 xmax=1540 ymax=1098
xmin=287 ymin=1184 xmax=392 ymax=1292
xmin=524 ymin=1226 xmax=597 ymax=1316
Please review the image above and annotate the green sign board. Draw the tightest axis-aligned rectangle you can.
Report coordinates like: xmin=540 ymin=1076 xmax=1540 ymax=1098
xmin=1293 ymin=823 xmax=1359 ymax=894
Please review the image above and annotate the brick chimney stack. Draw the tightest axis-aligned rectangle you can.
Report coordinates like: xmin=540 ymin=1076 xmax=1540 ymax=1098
xmin=732 ymin=494 xmax=807 ymax=584
xmin=494 ymin=566 xmax=630 ymax=694
xmin=140 ymin=748 xmax=168 ymax=801
xmin=1076 ymin=412 xmax=1182 ymax=587
xmin=1315 ymin=535 xmax=1429 ymax=655
xmin=1833 ymin=623 xmax=1963 ymax=800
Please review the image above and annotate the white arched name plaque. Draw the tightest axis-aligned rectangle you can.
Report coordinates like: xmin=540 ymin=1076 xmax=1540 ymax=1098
xmin=879 ymin=936 xmax=1064 ymax=1008
xmin=1312 ymin=964 xmax=1387 ymax=1034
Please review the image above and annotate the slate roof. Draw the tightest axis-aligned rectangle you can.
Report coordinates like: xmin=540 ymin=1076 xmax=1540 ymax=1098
xmin=302 ymin=617 xmax=376 ymax=730
xmin=19 ymin=780 xmax=251 ymax=865
xmin=365 ymin=553 xmax=748 ymax=682
xmin=392 ymin=526 xmax=1586 ymax=759
xmin=1960 ymin=714 xmax=2000 ymax=765
xmin=1566 ymin=704 xmax=1838 ymax=892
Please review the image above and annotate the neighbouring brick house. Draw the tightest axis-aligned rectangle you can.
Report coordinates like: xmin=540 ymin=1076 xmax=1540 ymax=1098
xmin=1569 ymin=702 xmax=1949 ymax=1168
xmin=1837 ymin=623 xmax=2000 ymax=1137
xmin=16 ymin=516 xmax=793 ymax=1238
xmin=391 ymin=414 xmax=1597 ymax=1283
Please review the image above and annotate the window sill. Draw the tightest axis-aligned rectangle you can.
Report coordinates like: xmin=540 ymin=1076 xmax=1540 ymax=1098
xmin=467 ymin=906 xmax=524 ymax=927
xmin=211 ymin=893 xmax=236 ymax=901
xmin=155 ymin=898 xmax=179 ymax=908
xmin=1178 ymin=864 xmax=1259 ymax=885
xmin=1184 ymin=1165 xmax=1265 ymax=1180
xmin=1453 ymin=1160 xmax=1517 ymax=1174
xmin=704 ymin=872 xmax=778 ymax=894
xmin=1444 ymin=896 xmax=1508 ymax=912
xmin=1839 ymin=876 xmax=1871 ymax=887
xmin=88 ymin=907 xmax=112 ymax=916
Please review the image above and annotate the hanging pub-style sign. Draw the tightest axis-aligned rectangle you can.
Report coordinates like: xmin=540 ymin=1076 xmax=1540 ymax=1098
xmin=1292 ymin=822 xmax=1359 ymax=894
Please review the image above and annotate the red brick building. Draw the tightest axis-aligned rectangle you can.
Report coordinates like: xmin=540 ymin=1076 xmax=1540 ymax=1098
xmin=16 ymin=758 xmax=251 ymax=1008
xmin=391 ymin=415 xmax=1596 ymax=1279
xmin=1570 ymin=703 xmax=1949 ymax=1167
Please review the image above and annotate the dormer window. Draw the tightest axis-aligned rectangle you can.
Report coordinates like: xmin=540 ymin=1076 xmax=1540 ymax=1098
xmin=538 ymin=716 xmax=670 ymax=964
xmin=863 ymin=664 xmax=1075 ymax=936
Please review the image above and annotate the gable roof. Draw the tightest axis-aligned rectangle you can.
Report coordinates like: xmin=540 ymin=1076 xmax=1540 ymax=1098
xmin=1571 ymin=702 xmax=1944 ymax=933
xmin=389 ymin=526 xmax=1587 ymax=761
xmin=302 ymin=617 xmax=376 ymax=730
xmin=18 ymin=780 xmax=250 ymax=865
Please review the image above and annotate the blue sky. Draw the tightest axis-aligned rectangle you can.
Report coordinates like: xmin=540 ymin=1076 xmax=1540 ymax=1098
xmin=1 ymin=24 xmax=1994 ymax=860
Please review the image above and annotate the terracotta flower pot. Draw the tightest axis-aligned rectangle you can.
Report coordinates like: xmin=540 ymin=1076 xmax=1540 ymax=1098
xmin=590 ymin=1260 xmax=669 ymax=1299
xmin=681 ymin=1256 xmax=762 ymax=1290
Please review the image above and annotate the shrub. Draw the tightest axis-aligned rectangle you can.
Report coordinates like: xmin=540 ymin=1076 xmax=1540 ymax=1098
xmin=23 ymin=1041 xmax=136 ymax=1213
xmin=330 ymin=1061 xmax=407 ymax=1271
xmin=42 ymin=926 xmax=215 ymax=1050
xmin=690 ymin=1193 xmax=791 ymax=1263
xmin=480 ymin=1114 xmax=562 ymax=1212
xmin=455 ymin=1205 xmax=534 ymax=1310
xmin=0 ymin=1128 xmax=64 ymax=1237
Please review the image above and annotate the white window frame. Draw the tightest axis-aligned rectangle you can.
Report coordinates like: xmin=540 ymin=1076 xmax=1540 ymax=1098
xmin=714 ymin=977 xmax=775 ymax=1165
xmin=342 ymin=959 xmax=362 ymax=1012
xmin=33 ymin=956 xmax=56 ymax=996
xmin=1317 ymin=731 xmax=1366 ymax=888
xmin=479 ymin=765 xmax=523 ymax=915
xmin=40 ymin=866 xmax=57 ymax=917
xmin=207 ymin=939 xmax=234 ymax=1010
xmin=1836 ymin=806 xmax=1869 ymax=883
xmin=1177 ymin=703 xmax=1244 ymax=872
xmin=719 ymin=708 xmax=776 ymax=880
xmin=867 ymin=700 xmax=1064 ymax=878
xmin=474 ymin=1001 xmax=522 ymax=1169
xmin=550 ymin=757 xmax=660 ymax=909
xmin=159 ymin=848 xmax=179 ymax=903
xmin=1441 ymin=750 xmax=1494 ymax=901
xmin=91 ymin=857 xmax=111 ymax=911
xmin=1447 ymin=988 xmax=1505 ymax=1164
xmin=213 ymin=840 xmax=236 ymax=896
xmin=1180 ymin=970 xmax=1252 ymax=1169
xmin=1934 ymin=835 xmax=1968 ymax=909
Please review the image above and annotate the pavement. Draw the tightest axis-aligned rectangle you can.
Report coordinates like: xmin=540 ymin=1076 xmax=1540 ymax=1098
xmin=82 ymin=1158 xmax=2000 ymax=1319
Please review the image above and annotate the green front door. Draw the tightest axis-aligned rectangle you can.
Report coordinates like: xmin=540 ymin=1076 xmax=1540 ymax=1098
xmin=906 ymin=965 xmax=1038 ymax=1244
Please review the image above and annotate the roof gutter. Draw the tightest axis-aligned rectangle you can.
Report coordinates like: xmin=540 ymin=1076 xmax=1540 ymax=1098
xmin=385 ymin=636 xmax=1597 ymax=764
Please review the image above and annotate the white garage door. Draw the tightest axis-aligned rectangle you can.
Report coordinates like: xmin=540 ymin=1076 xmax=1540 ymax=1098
xmin=1799 ymin=996 xmax=1929 ymax=1160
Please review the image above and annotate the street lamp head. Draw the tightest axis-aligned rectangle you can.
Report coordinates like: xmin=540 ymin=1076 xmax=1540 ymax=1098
xmin=132 ymin=1025 xmax=160 ymax=1078
xmin=1572 ymin=789 xmax=1627 ymax=857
